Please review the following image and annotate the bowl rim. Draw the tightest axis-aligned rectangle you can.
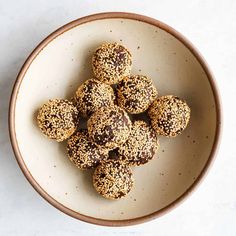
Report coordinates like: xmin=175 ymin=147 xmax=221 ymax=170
xmin=8 ymin=12 xmax=222 ymax=227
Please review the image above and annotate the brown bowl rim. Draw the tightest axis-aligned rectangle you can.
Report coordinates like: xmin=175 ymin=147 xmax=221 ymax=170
xmin=8 ymin=12 xmax=222 ymax=227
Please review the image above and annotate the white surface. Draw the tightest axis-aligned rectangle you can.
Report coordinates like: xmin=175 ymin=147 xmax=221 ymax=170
xmin=0 ymin=0 xmax=235 ymax=235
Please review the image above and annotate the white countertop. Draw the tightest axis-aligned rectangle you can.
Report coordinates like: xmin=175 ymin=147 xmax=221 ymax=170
xmin=0 ymin=0 xmax=235 ymax=235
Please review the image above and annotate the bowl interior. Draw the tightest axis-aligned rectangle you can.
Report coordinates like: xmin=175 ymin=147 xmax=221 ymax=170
xmin=13 ymin=18 xmax=217 ymax=221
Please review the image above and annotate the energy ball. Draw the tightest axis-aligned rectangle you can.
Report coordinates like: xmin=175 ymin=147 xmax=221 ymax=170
xmin=67 ymin=130 xmax=108 ymax=170
xmin=37 ymin=99 xmax=78 ymax=142
xmin=75 ymin=78 xmax=115 ymax=117
xmin=148 ymin=95 xmax=191 ymax=137
xmin=87 ymin=105 xmax=132 ymax=150
xmin=117 ymin=75 xmax=158 ymax=114
xmin=92 ymin=43 xmax=132 ymax=85
xmin=118 ymin=120 xmax=160 ymax=166
xmin=93 ymin=160 xmax=134 ymax=199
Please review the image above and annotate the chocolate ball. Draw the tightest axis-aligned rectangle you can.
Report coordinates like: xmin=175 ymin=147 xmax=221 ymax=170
xmin=87 ymin=105 xmax=132 ymax=150
xmin=116 ymin=75 xmax=158 ymax=114
xmin=148 ymin=95 xmax=191 ymax=137
xmin=93 ymin=160 xmax=134 ymax=199
xmin=75 ymin=78 xmax=115 ymax=117
xmin=37 ymin=99 xmax=78 ymax=142
xmin=118 ymin=120 xmax=160 ymax=166
xmin=67 ymin=130 xmax=108 ymax=170
xmin=92 ymin=43 xmax=132 ymax=85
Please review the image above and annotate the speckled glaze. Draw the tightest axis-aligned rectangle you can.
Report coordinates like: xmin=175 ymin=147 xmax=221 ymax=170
xmin=9 ymin=13 xmax=221 ymax=226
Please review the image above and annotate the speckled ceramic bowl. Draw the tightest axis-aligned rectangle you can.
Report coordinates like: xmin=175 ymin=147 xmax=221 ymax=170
xmin=9 ymin=12 xmax=221 ymax=226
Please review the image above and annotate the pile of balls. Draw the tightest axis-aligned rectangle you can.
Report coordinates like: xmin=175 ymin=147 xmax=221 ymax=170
xmin=37 ymin=43 xmax=191 ymax=200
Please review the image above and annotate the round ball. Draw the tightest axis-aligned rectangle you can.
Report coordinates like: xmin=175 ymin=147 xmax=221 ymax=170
xmin=93 ymin=160 xmax=134 ymax=199
xmin=75 ymin=78 xmax=115 ymax=117
xmin=118 ymin=120 xmax=160 ymax=166
xmin=148 ymin=95 xmax=191 ymax=137
xmin=37 ymin=99 xmax=78 ymax=142
xmin=92 ymin=43 xmax=132 ymax=85
xmin=87 ymin=105 xmax=132 ymax=150
xmin=67 ymin=130 xmax=108 ymax=170
xmin=117 ymin=75 xmax=158 ymax=114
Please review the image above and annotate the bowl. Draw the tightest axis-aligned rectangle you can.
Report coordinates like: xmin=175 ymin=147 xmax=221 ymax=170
xmin=9 ymin=12 xmax=221 ymax=226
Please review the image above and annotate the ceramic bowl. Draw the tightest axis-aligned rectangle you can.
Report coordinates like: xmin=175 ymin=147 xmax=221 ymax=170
xmin=9 ymin=12 xmax=221 ymax=226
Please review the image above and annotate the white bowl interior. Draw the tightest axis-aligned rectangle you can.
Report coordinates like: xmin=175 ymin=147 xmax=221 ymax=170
xmin=14 ymin=18 xmax=217 ymax=220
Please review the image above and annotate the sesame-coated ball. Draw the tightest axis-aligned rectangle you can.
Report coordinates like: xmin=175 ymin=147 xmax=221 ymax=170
xmin=116 ymin=75 xmax=158 ymax=114
xmin=93 ymin=160 xmax=134 ymax=199
xmin=67 ymin=130 xmax=108 ymax=170
xmin=75 ymin=78 xmax=115 ymax=117
xmin=92 ymin=43 xmax=132 ymax=85
xmin=118 ymin=120 xmax=160 ymax=166
xmin=87 ymin=105 xmax=132 ymax=150
xmin=37 ymin=99 xmax=78 ymax=142
xmin=148 ymin=95 xmax=191 ymax=137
